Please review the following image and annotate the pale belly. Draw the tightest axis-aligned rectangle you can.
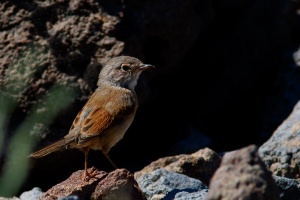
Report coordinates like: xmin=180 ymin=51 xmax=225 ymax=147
xmin=87 ymin=114 xmax=135 ymax=153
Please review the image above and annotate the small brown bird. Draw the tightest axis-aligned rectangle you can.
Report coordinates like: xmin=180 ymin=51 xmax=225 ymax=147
xmin=29 ymin=56 xmax=154 ymax=180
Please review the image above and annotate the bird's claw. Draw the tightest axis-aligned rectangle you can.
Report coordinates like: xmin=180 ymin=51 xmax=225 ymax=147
xmin=82 ymin=166 xmax=97 ymax=181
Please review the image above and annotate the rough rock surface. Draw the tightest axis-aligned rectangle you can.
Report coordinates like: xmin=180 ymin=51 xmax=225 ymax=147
xmin=273 ymin=175 xmax=300 ymax=200
xmin=19 ymin=187 xmax=43 ymax=200
xmin=173 ymin=190 xmax=208 ymax=200
xmin=136 ymin=168 xmax=208 ymax=200
xmin=90 ymin=168 xmax=146 ymax=200
xmin=39 ymin=168 xmax=145 ymax=200
xmin=259 ymin=100 xmax=300 ymax=179
xmin=134 ymin=147 xmax=221 ymax=186
xmin=206 ymin=144 xmax=280 ymax=200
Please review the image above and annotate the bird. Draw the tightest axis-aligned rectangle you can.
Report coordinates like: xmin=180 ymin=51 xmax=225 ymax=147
xmin=29 ymin=56 xmax=154 ymax=180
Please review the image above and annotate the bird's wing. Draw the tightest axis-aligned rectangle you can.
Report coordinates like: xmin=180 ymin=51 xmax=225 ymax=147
xmin=67 ymin=89 xmax=136 ymax=144
xmin=79 ymin=107 xmax=115 ymax=139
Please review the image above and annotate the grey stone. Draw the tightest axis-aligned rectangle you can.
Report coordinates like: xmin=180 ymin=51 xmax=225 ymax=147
xmin=58 ymin=195 xmax=80 ymax=200
xmin=137 ymin=168 xmax=207 ymax=200
xmin=174 ymin=189 xmax=208 ymax=200
xmin=134 ymin=148 xmax=221 ymax=186
xmin=19 ymin=187 xmax=43 ymax=200
xmin=273 ymin=175 xmax=300 ymax=200
xmin=259 ymin=100 xmax=300 ymax=179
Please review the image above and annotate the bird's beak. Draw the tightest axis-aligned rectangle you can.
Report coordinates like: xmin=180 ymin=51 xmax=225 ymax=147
xmin=139 ymin=64 xmax=155 ymax=71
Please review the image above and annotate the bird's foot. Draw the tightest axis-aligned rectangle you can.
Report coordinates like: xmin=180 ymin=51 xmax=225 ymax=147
xmin=82 ymin=166 xmax=97 ymax=181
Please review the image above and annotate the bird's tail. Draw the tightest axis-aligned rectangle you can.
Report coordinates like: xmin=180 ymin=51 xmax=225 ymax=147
xmin=29 ymin=138 xmax=73 ymax=158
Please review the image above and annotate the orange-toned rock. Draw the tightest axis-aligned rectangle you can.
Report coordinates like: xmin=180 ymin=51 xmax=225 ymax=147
xmin=40 ymin=168 xmax=145 ymax=200
xmin=91 ymin=168 xmax=146 ymax=200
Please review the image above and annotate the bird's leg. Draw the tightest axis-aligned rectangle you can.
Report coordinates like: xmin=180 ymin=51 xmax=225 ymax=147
xmin=82 ymin=147 xmax=96 ymax=181
xmin=103 ymin=151 xmax=117 ymax=169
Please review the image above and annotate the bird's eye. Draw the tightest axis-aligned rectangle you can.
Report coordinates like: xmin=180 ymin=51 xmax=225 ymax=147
xmin=121 ymin=64 xmax=131 ymax=71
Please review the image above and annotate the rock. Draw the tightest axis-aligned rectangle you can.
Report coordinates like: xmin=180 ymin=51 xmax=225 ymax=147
xmin=136 ymin=168 xmax=207 ymax=200
xmin=273 ymin=175 xmax=300 ymax=200
xmin=259 ymin=100 xmax=300 ymax=179
xmin=174 ymin=189 xmax=208 ymax=200
xmin=39 ymin=168 xmax=144 ymax=200
xmin=206 ymin=144 xmax=279 ymax=200
xmin=19 ymin=187 xmax=43 ymax=200
xmin=90 ymin=168 xmax=146 ymax=200
xmin=58 ymin=196 xmax=80 ymax=200
xmin=40 ymin=168 xmax=107 ymax=200
xmin=134 ymin=147 xmax=221 ymax=186
xmin=293 ymin=45 xmax=300 ymax=67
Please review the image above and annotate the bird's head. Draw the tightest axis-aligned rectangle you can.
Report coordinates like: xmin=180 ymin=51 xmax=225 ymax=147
xmin=98 ymin=56 xmax=154 ymax=91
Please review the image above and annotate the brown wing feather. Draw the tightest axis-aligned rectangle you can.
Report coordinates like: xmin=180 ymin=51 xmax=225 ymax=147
xmin=79 ymin=107 xmax=114 ymax=142
xmin=68 ymin=88 xmax=136 ymax=144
